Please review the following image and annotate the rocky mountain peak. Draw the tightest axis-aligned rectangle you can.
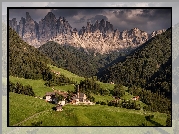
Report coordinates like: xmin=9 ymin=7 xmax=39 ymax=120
xmin=150 ymin=29 xmax=166 ymax=38
xmin=9 ymin=12 xmax=166 ymax=54
xmin=44 ymin=12 xmax=56 ymax=21
xmin=26 ymin=12 xmax=32 ymax=21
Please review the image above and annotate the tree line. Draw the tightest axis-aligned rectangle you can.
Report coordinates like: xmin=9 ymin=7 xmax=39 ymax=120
xmin=9 ymin=81 xmax=35 ymax=96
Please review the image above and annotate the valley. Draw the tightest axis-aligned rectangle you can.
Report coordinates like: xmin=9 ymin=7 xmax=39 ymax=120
xmin=8 ymin=9 xmax=172 ymax=127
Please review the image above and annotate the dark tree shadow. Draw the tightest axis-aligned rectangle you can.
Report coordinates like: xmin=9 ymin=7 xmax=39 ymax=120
xmin=148 ymin=119 xmax=164 ymax=127
xmin=31 ymin=121 xmax=42 ymax=126
xmin=144 ymin=115 xmax=163 ymax=126
xmin=52 ymin=106 xmax=56 ymax=111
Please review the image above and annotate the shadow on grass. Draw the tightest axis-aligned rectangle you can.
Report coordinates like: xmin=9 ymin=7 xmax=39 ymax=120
xmin=52 ymin=106 xmax=56 ymax=111
xmin=138 ymin=120 xmax=163 ymax=127
xmin=138 ymin=122 xmax=147 ymax=126
xmin=145 ymin=115 xmax=164 ymax=126
xmin=148 ymin=119 xmax=164 ymax=127
xmin=139 ymin=115 xmax=164 ymax=127
xmin=31 ymin=121 xmax=42 ymax=126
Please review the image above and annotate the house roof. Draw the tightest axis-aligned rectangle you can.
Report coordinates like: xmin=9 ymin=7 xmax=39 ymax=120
xmin=46 ymin=92 xmax=55 ymax=96
xmin=58 ymin=92 xmax=68 ymax=97
xmin=133 ymin=96 xmax=139 ymax=98
xmin=79 ymin=93 xmax=85 ymax=98
xmin=56 ymin=105 xmax=62 ymax=109
xmin=71 ymin=96 xmax=77 ymax=100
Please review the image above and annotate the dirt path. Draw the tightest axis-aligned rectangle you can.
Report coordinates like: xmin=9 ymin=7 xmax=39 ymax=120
xmin=13 ymin=110 xmax=50 ymax=126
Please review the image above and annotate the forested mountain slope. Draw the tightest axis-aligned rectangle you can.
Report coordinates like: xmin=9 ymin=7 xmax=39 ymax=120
xmin=9 ymin=27 xmax=56 ymax=80
xmin=38 ymin=41 xmax=125 ymax=77
xmin=38 ymin=41 xmax=99 ymax=77
xmin=98 ymin=28 xmax=171 ymax=97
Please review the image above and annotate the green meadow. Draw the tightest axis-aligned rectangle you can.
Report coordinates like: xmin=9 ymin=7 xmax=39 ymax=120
xmin=9 ymin=75 xmax=75 ymax=97
xmin=48 ymin=64 xmax=85 ymax=83
xmin=9 ymin=92 xmax=54 ymax=126
xmin=9 ymin=65 xmax=116 ymax=98
xmin=9 ymin=76 xmax=53 ymax=97
xmin=9 ymin=92 xmax=167 ymax=126
xmin=9 ymin=65 xmax=167 ymax=127
xmin=48 ymin=64 xmax=115 ymax=90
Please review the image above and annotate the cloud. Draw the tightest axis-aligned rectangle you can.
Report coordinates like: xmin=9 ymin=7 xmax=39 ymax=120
xmin=9 ymin=9 xmax=51 ymax=22
xmin=51 ymin=9 xmax=106 ymax=18
xmin=8 ymin=8 xmax=171 ymax=33
xmin=87 ymin=15 xmax=108 ymax=24
xmin=137 ymin=9 xmax=171 ymax=19
xmin=50 ymin=9 xmax=108 ymax=30
xmin=51 ymin=9 xmax=79 ymax=18
xmin=74 ymin=16 xmax=86 ymax=23
xmin=111 ymin=9 xmax=171 ymax=33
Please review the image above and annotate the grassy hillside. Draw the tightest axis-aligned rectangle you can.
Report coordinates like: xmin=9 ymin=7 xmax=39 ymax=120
xmin=9 ymin=92 xmax=167 ymax=126
xmin=48 ymin=64 xmax=85 ymax=83
xmin=9 ymin=64 xmax=114 ymax=97
xmin=48 ymin=64 xmax=115 ymax=90
xmin=9 ymin=75 xmax=114 ymax=99
xmin=9 ymin=92 xmax=54 ymax=126
xmin=9 ymin=76 xmax=76 ymax=97
xmin=10 ymin=76 xmax=52 ymax=97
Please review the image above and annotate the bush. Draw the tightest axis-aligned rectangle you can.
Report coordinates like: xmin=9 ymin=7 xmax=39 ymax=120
xmin=108 ymin=101 xmax=112 ymax=106
xmin=135 ymin=104 xmax=141 ymax=110
xmin=135 ymin=106 xmax=141 ymax=110
xmin=96 ymin=101 xmax=100 ymax=104
xmin=100 ymin=101 xmax=106 ymax=105
xmin=9 ymin=81 xmax=35 ymax=96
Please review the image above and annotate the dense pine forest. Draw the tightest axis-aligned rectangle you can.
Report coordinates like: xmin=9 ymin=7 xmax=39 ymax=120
xmin=38 ymin=41 xmax=127 ymax=77
xmin=98 ymin=28 xmax=171 ymax=87
xmin=38 ymin=41 xmax=99 ymax=77
xmin=9 ymin=27 xmax=56 ymax=80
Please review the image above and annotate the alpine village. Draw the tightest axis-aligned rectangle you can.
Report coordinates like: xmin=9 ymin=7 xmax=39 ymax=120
xmin=8 ymin=10 xmax=171 ymax=126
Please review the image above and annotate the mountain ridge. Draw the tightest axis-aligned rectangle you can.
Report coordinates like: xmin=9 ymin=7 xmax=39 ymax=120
xmin=9 ymin=11 xmax=166 ymax=54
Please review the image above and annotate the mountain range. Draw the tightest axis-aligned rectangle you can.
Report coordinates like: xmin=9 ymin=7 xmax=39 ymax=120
xmin=9 ymin=12 xmax=166 ymax=54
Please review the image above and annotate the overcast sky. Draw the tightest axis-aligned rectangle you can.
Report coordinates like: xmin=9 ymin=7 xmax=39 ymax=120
xmin=8 ymin=8 xmax=171 ymax=34
xmin=4 ymin=2 xmax=175 ymax=33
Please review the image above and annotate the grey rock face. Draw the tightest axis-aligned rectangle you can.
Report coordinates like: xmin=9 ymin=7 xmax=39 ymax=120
xmin=150 ymin=29 xmax=166 ymax=38
xmin=9 ymin=18 xmax=18 ymax=31
xmin=9 ymin=12 xmax=165 ymax=54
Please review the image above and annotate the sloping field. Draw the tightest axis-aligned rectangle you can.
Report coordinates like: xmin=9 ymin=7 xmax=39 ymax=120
xmin=9 ymin=92 xmax=167 ymax=126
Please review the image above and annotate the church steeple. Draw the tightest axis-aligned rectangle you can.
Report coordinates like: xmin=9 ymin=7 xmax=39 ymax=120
xmin=77 ymin=84 xmax=79 ymax=98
